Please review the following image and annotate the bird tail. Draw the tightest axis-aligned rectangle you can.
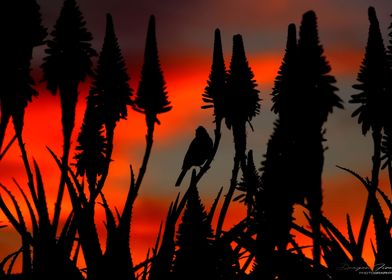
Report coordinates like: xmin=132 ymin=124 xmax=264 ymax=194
xmin=175 ymin=169 xmax=188 ymax=187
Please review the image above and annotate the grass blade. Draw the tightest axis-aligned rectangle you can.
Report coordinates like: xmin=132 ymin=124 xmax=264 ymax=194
xmin=100 ymin=193 xmax=117 ymax=255
xmin=0 ymin=247 xmax=22 ymax=273
xmin=47 ymin=146 xmax=86 ymax=209
xmin=346 ymin=214 xmax=356 ymax=247
xmin=33 ymin=160 xmax=51 ymax=232
xmin=140 ymin=249 xmax=150 ymax=280
xmin=0 ymin=184 xmax=32 ymax=274
xmin=12 ymin=179 xmax=38 ymax=237
xmin=336 ymin=165 xmax=370 ymax=189
xmin=58 ymin=211 xmax=77 ymax=259
xmin=0 ymin=185 xmax=26 ymax=236
xmin=0 ymin=134 xmax=17 ymax=161
xmin=337 ymin=165 xmax=372 ymax=255
xmin=72 ymin=240 xmax=82 ymax=265
xmin=152 ymin=222 xmax=163 ymax=257
xmin=376 ymin=187 xmax=392 ymax=212
xmin=6 ymin=248 xmax=22 ymax=275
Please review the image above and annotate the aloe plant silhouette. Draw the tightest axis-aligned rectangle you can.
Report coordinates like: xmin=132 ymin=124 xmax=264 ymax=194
xmin=298 ymin=11 xmax=343 ymax=128
xmin=86 ymin=13 xmax=133 ymax=199
xmin=380 ymin=13 xmax=392 ymax=188
xmin=133 ymin=15 xmax=171 ymax=187
xmin=42 ymin=0 xmax=96 ymax=235
xmin=236 ymin=150 xmax=261 ymax=217
xmin=225 ymin=34 xmax=260 ymax=159
xmin=297 ymin=10 xmax=343 ymax=266
xmin=253 ymin=24 xmax=299 ymax=280
xmin=185 ymin=29 xmax=227 ymax=191
xmin=216 ymin=34 xmax=260 ymax=237
xmin=175 ymin=126 xmax=213 ymax=186
xmin=381 ymin=14 xmax=392 ymax=189
xmin=351 ymin=7 xmax=389 ymax=136
xmin=272 ymin=24 xmax=298 ymax=123
xmin=256 ymin=120 xmax=298 ymax=280
xmin=202 ymin=29 xmax=227 ymax=127
xmin=172 ymin=185 xmax=218 ymax=280
xmin=0 ymin=0 xmax=46 ymax=153
xmin=0 ymin=3 xmax=48 ymax=277
xmin=134 ymin=15 xmax=171 ymax=123
xmin=3 ymin=2 xmax=392 ymax=279
xmin=74 ymin=95 xmax=107 ymax=191
xmin=97 ymin=16 xmax=171 ymax=279
xmin=149 ymin=195 xmax=184 ymax=280
xmin=350 ymin=6 xmax=390 ymax=255
xmin=389 ymin=13 xmax=392 ymax=69
xmin=71 ymin=14 xmax=135 ymax=280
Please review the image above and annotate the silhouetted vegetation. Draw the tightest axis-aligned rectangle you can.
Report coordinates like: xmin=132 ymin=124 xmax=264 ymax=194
xmin=1 ymin=2 xmax=392 ymax=280
xmin=350 ymin=6 xmax=391 ymax=260
xmin=172 ymin=184 xmax=217 ymax=280
xmin=296 ymin=10 xmax=343 ymax=267
xmin=346 ymin=7 xmax=392 ymax=270
xmin=0 ymin=0 xmax=47 ymax=153
xmin=202 ymin=29 xmax=227 ymax=128
xmin=41 ymin=0 xmax=97 ymax=239
xmin=216 ymin=34 xmax=260 ymax=238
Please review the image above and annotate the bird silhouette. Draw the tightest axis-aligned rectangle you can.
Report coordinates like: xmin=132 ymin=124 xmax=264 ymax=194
xmin=175 ymin=126 xmax=213 ymax=186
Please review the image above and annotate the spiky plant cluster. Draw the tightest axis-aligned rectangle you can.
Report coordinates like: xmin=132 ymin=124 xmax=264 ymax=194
xmin=2 ymin=4 xmax=392 ymax=280
xmin=202 ymin=29 xmax=227 ymax=125
xmin=74 ymin=13 xmax=133 ymax=195
xmin=0 ymin=0 xmax=47 ymax=148
xmin=225 ymin=34 xmax=260 ymax=131
xmin=173 ymin=185 xmax=217 ymax=280
xmin=351 ymin=7 xmax=389 ymax=136
xmin=90 ymin=14 xmax=133 ymax=131
xmin=74 ymin=95 xmax=107 ymax=190
xmin=42 ymin=0 xmax=96 ymax=95
xmin=134 ymin=15 xmax=171 ymax=126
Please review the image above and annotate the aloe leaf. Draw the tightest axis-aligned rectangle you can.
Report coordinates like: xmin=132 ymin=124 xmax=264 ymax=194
xmin=12 ymin=179 xmax=38 ymax=237
xmin=33 ymin=160 xmax=50 ymax=231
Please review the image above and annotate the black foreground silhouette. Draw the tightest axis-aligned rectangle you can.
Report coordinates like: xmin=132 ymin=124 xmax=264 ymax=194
xmin=0 ymin=2 xmax=392 ymax=280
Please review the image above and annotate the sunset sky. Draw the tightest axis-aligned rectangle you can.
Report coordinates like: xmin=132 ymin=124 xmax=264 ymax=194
xmin=1 ymin=0 xmax=392 ymax=269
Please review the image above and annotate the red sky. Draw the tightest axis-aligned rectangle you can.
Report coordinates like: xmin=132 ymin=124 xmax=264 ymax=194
xmin=1 ymin=0 xmax=392 ymax=272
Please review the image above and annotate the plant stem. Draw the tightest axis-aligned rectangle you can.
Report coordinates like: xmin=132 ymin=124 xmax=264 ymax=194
xmin=53 ymin=85 xmax=77 ymax=236
xmin=216 ymin=155 xmax=240 ymax=238
xmin=135 ymin=115 xmax=155 ymax=192
xmin=357 ymin=129 xmax=381 ymax=254
xmin=77 ymin=204 xmax=103 ymax=280
xmin=216 ymin=121 xmax=246 ymax=238
xmin=119 ymin=114 xmax=155 ymax=280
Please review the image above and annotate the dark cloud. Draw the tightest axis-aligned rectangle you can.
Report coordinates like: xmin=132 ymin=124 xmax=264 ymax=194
xmin=37 ymin=0 xmax=392 ymax=61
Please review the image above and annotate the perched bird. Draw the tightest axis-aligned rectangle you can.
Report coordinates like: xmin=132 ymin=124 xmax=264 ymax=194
xmin=175 ymin=126 xmax=213 ymax=186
